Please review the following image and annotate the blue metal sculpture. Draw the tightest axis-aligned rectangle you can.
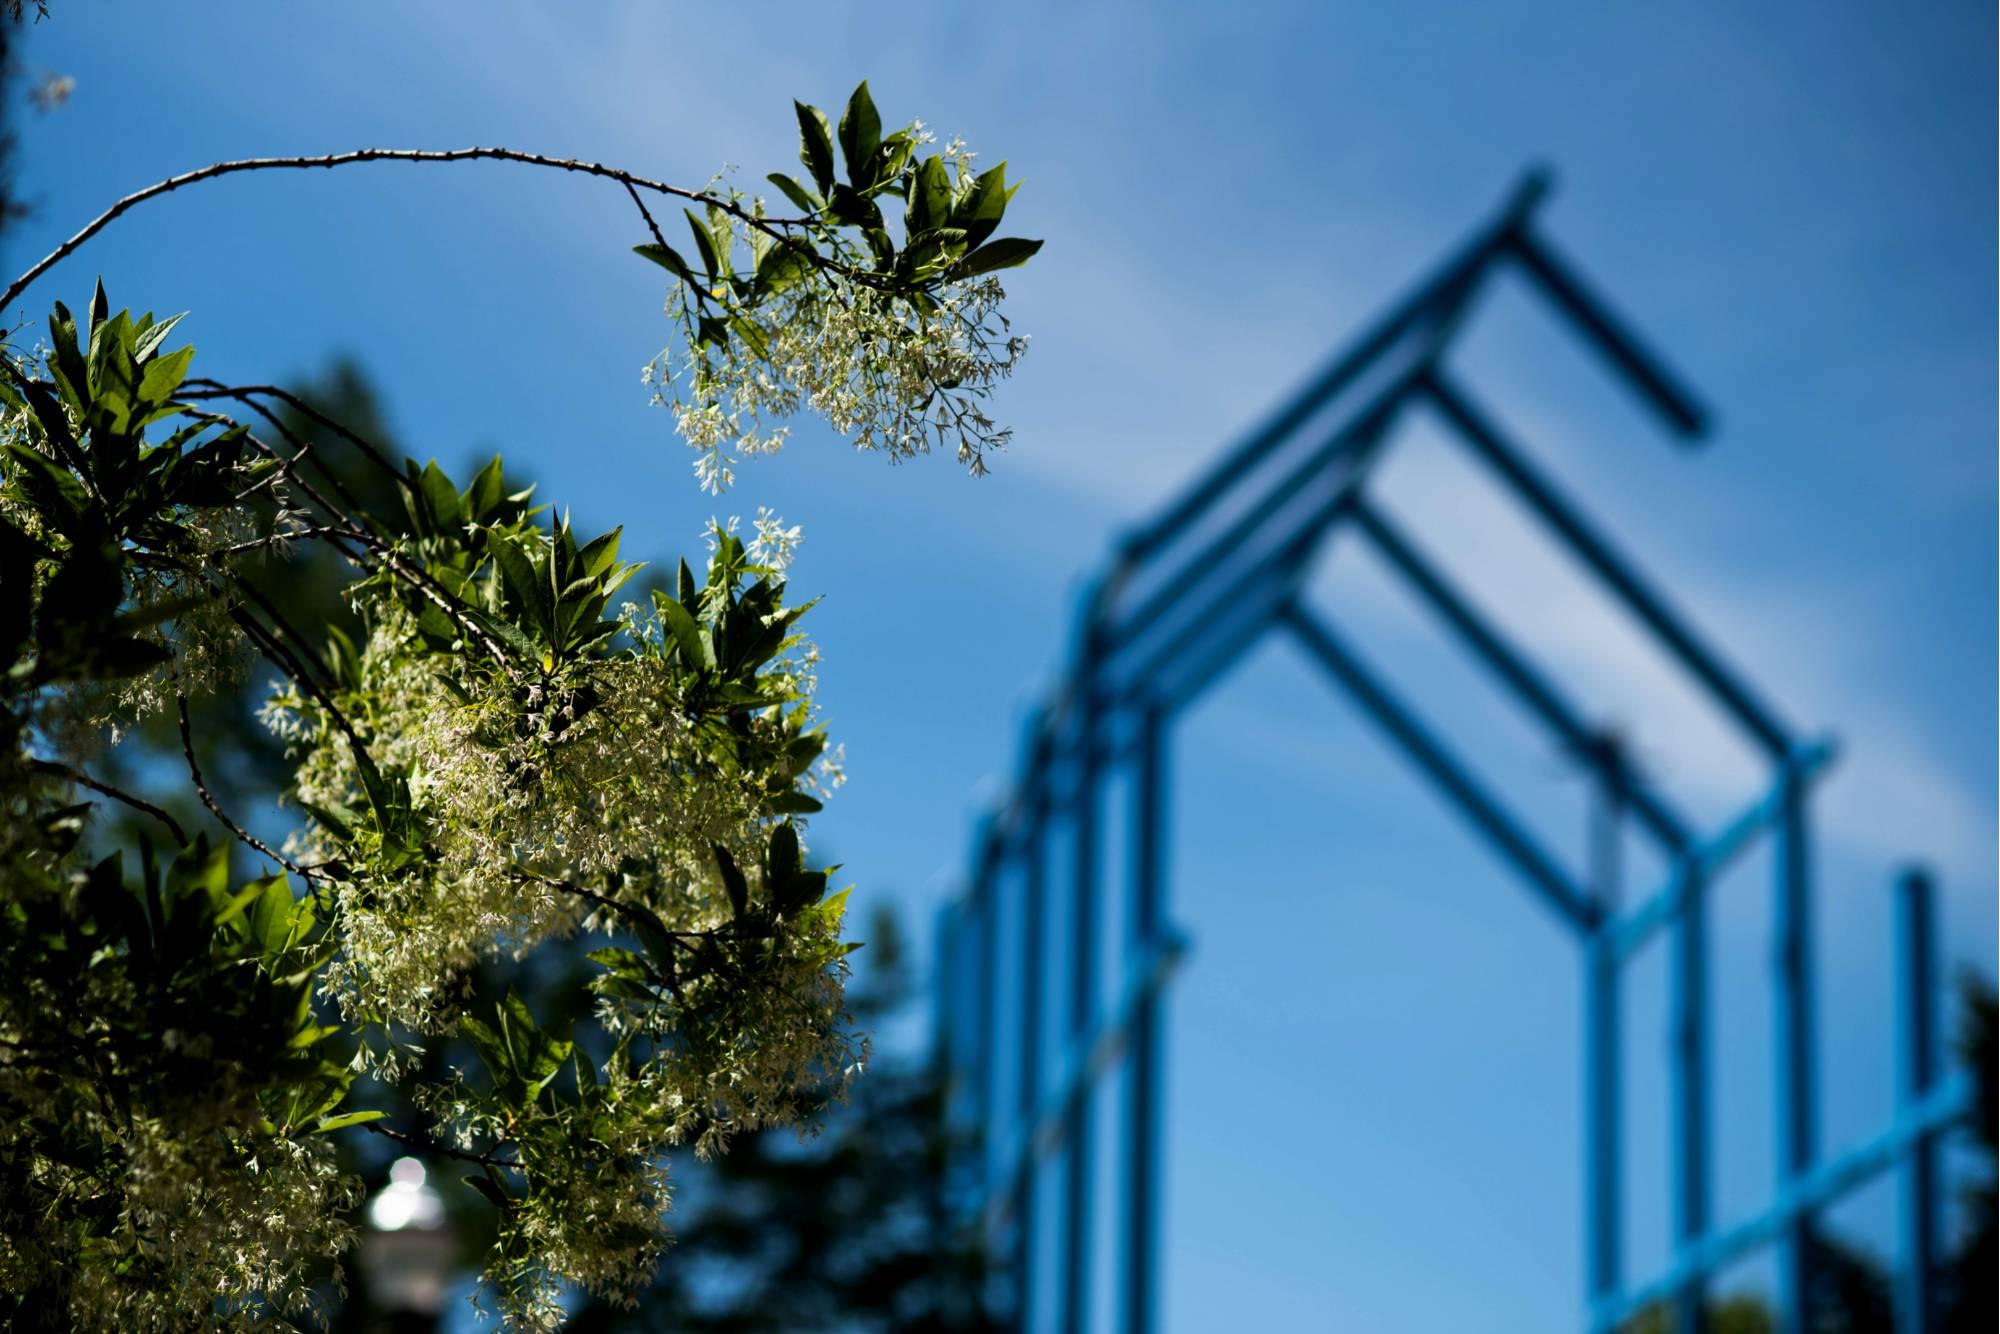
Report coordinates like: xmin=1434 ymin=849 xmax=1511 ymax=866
xmin=932 ymin=172 xmax=1974 ymax=1333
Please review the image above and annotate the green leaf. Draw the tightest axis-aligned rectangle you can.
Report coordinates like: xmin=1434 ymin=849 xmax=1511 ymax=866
xmin=766 ymin=172 xmax=821 ymax=214
xmin=587 ymin=946 xmax=651 ymax=976
xmin=652 ymin=592 xmax=709 ymax=670
xmin=754 ymin=238 xmax=814 ymax=297
xmin=296 ymin=801 xmax=355 ymax=844
xmin=136 ymin=345 xmax=194 ymax=406
xmin=418 ymin=459 xmax=463 ymax=531
xmin=465 ymin=1174 xmax=512 ymax=1209
xmin=497 ymin=990 xmax=571 ymax=1094
xmin=575 ymin=525 xmax=623 ymax=579
xmin=459 ymin=1014 xmax=513 ymax=1088
xmin=767 ymin=822 xmax=801 ymax=887
xmin=794 ymin=100 xmax=836 ymax=196
xmin=712 ymin=843 xmax=750 ymax=920
xmin=490 ymin=534 xmax=554 ymax=646
xmin=131 ymin=311 xmax=187 ymax=365
xmin=826 ymin=183 xmax=884 ymax=232
xmin=464 ymin=454 xmax=506 ymax=519
xmin=634 ymin=241 xmax=700 ymax=289
xmin=838 ymin=80 xmax=881 ymax=186
xmin=949 ymin=237 xmax=1043 ymax=280
xmin=311 ymin=1109 xmax=387 ymax=1135
xmin=949 ymin=161 xmax=1012 ymax=249
xmin=769 ymin=791 xmax=823 ymax=814
xmin=684 ymin=209 xmax=722 ymax=282
xmin=729 ymin=315 xmax=771 ymax=361
xmin=910 ymin=156 xmax=951 ymax=236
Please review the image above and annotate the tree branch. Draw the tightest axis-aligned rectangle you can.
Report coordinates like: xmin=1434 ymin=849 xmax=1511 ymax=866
xmin=363 ymin=1119 xmax=519 ymax=1170
xmin=175 ymin=692 xmax=318 ymax=880
xmin=29 ymin=760 xmax=189 ymax=844
xmin=2 ymin=146 xmax=826 ymax=314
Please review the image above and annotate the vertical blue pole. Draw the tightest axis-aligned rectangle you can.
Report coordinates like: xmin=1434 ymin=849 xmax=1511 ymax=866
xmin=977 ymin=866 xmax=1000 ymax=1188
xmin=1124 ymin=707 xmax=1167 ymax=1334
xmin=1894 ymin=868 xmax=1939 ymax=1334
xmin=1672 ymin=862 xmax=1709 ymax=1334
xmin=1584 ymin=769 xmax=1622 ymax=1331
xmin=1015 ymin=797 xmax=1048 ymax=1334
xmin=933 ymin=900 xmax=958 ymax=1087
xmin=1062 ymin=659 xmax=1104 ymax=1334
xmin=1773 ymin=767 xmax=1817 ymax=1331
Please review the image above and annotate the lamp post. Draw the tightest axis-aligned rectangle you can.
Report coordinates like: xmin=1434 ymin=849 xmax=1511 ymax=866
xmin=360 ymin=1156 xmax=455 ymax=1333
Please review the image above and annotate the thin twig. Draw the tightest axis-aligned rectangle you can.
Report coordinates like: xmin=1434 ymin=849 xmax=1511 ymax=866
xmin=2 ymin=146 xmax=832 ymax=314
xmin=175 ymin=692 xmax=317 ymax=880
xmin=623 ymin=179 xmax=672 ymax=255
xmin=363 ymin=1119 xmax=519 ymax=1170
xmin=29 ymin=760 xmax=189 ymax=843
xmin=184 ymin=380 xmax=406 ymax=493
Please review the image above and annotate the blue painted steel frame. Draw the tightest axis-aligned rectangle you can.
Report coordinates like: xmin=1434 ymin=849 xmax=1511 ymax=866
xmin=932 ymin=171 xmax=1974 ymax=1333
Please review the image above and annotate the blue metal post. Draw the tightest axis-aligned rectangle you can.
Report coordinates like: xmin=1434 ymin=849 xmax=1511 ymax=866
xmin=1894 ymin=868 xmax=1939 ymax=1334
xmin=1062 ymin=628 xmax=1106 ymax=1334
xmin=1773 ymin=767 xmax=1817 ymax=1331
xmin=1673 ymin=860 xmax=1710 ymax=1334
xmin=1014 ymin=792 xmax=1049 ymax=1333
xmin=1585 ymin=761 xmax=1624 ymax=1331
xmin=1124 ymin=706 xmax=1167 ymax=1334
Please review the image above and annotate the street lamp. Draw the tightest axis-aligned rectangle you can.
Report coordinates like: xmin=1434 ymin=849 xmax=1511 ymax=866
xmin=360 ymin=1156 xmax=455 ymax=1332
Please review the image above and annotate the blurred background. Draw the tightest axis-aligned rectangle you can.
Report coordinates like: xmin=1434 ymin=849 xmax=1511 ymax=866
xmin=2 ymin=2 xmax=1992 ymax=1329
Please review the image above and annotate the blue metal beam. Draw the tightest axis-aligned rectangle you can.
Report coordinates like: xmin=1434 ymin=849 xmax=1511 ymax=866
xmin=1504 ymin=225 xmax=1710 ymax=440
xmin=1116 ymin=170 xmax=1551 ymax=565
xmin=984 ymin=930 xmax=1192 ymax=1236
xmin=1280 ymin=603 xmax=1596 ymax=933
xmin=1105 ymin=365 xmax=1412 ymax=667
xmin=1591 ymin=1070 xmax=1974 ymax=1329
xmin=1608 ymin=741 xmax=1837 ymax=962
xmin=1422 ymin=370 xmax=1794 ymax=758
xmin=1349 ymin=496 xmax=1693 ymax=853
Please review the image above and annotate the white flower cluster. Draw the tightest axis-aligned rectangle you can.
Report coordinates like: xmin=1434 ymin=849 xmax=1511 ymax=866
xmin=262 ymin=556 xmax=862 ymax=1322
xmin=275 ymin=607 xmax=782 ymax=1036
xmin=649 ymin=270 xmax=1028 ymax=493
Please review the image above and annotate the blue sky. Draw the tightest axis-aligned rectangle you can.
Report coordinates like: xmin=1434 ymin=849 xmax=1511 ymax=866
xmin=9 ymin=2 xmax=1993 ymax=1329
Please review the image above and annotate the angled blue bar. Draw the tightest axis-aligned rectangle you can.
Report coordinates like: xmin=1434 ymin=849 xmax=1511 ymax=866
xmin=1280 ymin=603 xmax=1596 ymax=933
xmin=984 ymin=929 xmax=1192 ymax=1236
xmin=1505 ymin=224 xmax=1710 ymax=440
xmin=1423 ymin=369 xmax=1794 ymax=758
xmin=1105 ymin=361 xmax=1416 ymax=667
xmin=1349 ymin=495 xmax=1692 ymax=853
xmin=1591 ymin=1071 xmax=1974 ymax=1329
xmin=1117 ymin=171 xmax=1551 ymax=565
xmin=938 ymin=171 xmax=1964 ymax=1334
xmin=1609 ymin=741 xmax=1837 ymax=963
